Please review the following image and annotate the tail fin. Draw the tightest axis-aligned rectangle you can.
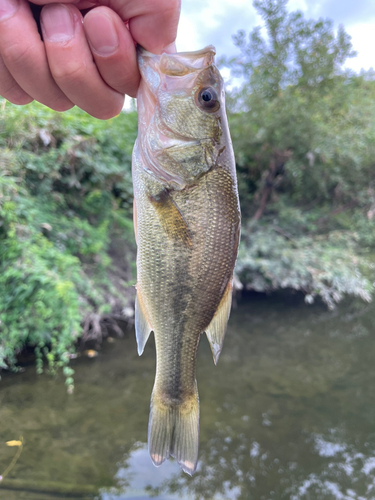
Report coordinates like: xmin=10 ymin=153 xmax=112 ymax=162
xmin=148 ymin=389 xmax=199 ymax=475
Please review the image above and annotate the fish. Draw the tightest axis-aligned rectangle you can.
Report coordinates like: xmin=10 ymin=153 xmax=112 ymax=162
xmin=132 ymin=45 xmax=241 ymax=475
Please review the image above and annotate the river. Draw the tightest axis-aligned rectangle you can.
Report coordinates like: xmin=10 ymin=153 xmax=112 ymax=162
xmin=0 ymin=292 xmax=374 ymax=499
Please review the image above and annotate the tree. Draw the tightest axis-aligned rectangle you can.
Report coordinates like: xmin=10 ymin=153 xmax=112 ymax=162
xmin=225 ymin=0 xmax=360 ymax=218
xmin=223 ymin=0 xmax=375 ymax=307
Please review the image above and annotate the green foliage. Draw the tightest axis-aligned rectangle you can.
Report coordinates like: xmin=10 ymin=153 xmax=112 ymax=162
xmin=224 ymin=0 xmax=375 ymax=304
xmin=0 ymin=102 xmax=137 ymax=373
xmin=229 ymin=0 xmax=355 ymax=98
xmin=224 ymin=0 xmax=375 ymax=207
xmin=236 ymin=225 xmax=373 ymax=309
xmin=1 ymin=0 xmax=375 ymax=374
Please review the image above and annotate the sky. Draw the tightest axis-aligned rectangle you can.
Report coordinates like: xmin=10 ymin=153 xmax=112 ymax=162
xmin=175 ymin=0 xmax=375 ymax=74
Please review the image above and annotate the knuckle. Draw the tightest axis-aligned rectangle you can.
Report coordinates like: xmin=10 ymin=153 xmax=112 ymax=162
xmin=107 ymin=76 xmax=138 ymax=97
xmin=47 ymin=94 xmax=74 ymax=112
xmin=52 ymin=101 xmax=74 ymax=112
xmin=51 ymin=62 xmax=87 ymax=85
xmin=11 ymin=95 xmax=33 ymax=105
xmin=152 ymin=0 xmax=179 ymax=13
xmin=5 ymin=90 xmax=33 ymax=105
xmin=0 ymin=79 xmax=32 ymax=105
xmin=159 ymin=0 xmax=180 ymax=20
xmin=93 ymin=99 xmax=124 ymax=120
xmin=0 ymin=77 xmax=17 ymax=96
xmin=2 ymin=41 xmax=35 ymax=67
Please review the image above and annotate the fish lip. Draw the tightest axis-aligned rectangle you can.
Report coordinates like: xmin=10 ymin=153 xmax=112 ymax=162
xmin=137 ymin=44 xmax=216 ymax=59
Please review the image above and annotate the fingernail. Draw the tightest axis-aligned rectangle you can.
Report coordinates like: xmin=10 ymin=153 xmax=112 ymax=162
xmin=42 ymin=4 xmax=75 ymax=42
xmin=84 ymin=11 xmax=119 ymax=56
xmin=0 ymin=0 xmax=19 ymax=21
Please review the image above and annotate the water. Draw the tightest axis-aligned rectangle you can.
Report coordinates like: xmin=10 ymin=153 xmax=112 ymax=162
xmin=0 ymin=293 xmax=375 ymax=500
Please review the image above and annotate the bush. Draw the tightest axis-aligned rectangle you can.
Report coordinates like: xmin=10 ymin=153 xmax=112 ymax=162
xmin=236 ymin=225 xmax=374 ymax=310
xmin=0 ymin=102 xmax=137 ymax=373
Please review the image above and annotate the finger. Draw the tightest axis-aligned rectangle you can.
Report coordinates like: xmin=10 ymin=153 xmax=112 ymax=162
xmin=30 ymin=0 xmax=181 ymax=54
xmin=0 ymin=54 xmax=33 ymax=104
xmin=83 ymin=7 xmax=139 ymax=98
xmin=0 ymin=0 xmax=73 ymax=110
xmin=127 ymin=0 xmax=181 ymax=54
xmin=41 ymin=4 xmax=124 ymax=119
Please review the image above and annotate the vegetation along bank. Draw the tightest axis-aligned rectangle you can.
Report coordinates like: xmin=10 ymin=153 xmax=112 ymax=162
xmin=0 ymin=0 xmax=374 ymax=377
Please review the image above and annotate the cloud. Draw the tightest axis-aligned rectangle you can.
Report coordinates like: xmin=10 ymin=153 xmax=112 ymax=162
xmin=310 ymin=0 xmax=375 ymax=25
xmin=177 ymin=0 xmax=259 ymax=57
xmin=345 ymin=23 xmax=375 ymax=72
xmin=176 ymin=0 xmax=375 ymax=74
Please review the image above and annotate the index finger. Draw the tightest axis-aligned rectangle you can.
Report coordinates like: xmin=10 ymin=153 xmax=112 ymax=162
xmin=30 ymin=0 xmax=181 ymax=53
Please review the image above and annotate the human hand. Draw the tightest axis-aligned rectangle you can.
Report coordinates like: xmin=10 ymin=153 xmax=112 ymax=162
xmin=0 ymin=0 xmax=180 ymax=118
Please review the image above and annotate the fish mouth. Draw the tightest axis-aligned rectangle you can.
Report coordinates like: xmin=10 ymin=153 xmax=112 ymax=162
xmin=137 ymin=45 xmax=216 ymax=60
xmin=137 ymin=45 xmax=216 ymax=77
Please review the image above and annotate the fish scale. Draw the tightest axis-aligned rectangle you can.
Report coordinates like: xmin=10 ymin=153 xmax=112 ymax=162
xmin=132 ymin=45 xmax=240 ymax=474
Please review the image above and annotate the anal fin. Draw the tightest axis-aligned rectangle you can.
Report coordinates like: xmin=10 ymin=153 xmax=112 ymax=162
xmin=135 ymin=290 xmax=152 ymax=356
xmin=205 ymin=280 xmax=233 ymax=365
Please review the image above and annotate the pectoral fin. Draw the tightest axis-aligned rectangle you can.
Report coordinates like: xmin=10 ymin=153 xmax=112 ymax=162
xmin=150 ymin=190 xmax=192 ymax=247
xmin=205 ymin=280 xmax=233 ymax=365
xmin=135 ymin=290 xmax=152 ymax=356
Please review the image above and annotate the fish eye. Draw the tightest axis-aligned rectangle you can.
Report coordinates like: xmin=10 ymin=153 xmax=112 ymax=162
xmin=196 ymin=87 xmax=220 ymax=113
xmin=201 ymin=89 xmax=213 ymax=102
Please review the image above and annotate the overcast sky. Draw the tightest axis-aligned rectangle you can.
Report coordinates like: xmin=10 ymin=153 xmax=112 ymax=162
xmin=176 ymin=0 xmax=375 ymax=74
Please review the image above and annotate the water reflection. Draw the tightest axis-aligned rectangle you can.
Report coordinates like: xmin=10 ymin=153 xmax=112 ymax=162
xmin=0 ymin=293 xmax=374 ymax=500
xmin=100 ymin=443 xmax=193 ymax=500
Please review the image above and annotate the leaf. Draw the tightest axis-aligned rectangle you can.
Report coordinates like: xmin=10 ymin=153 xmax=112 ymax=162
xmin=6 ymin=440 xmax=22 ymax=447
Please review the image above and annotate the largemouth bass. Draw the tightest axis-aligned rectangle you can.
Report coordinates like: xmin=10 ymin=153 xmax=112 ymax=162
xmin=132 ymin=45 xmax=241 ymax=475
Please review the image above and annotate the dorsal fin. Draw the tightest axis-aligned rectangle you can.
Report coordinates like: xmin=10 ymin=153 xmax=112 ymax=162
xmin=205 ymin=280 xmax=233 ymax=365
xmin=135 ymin=290 xmax=152 ymax=356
